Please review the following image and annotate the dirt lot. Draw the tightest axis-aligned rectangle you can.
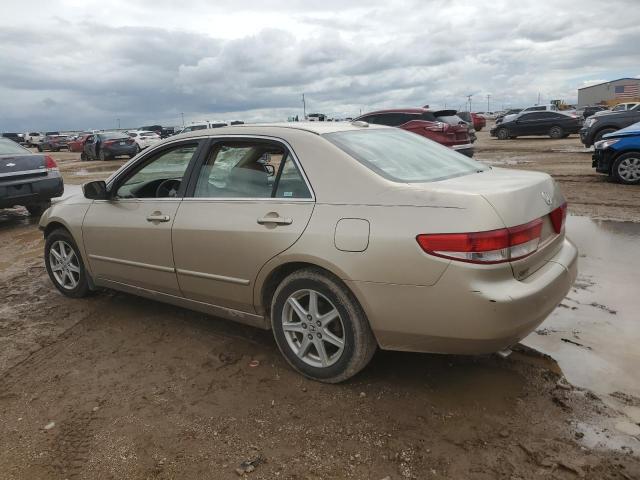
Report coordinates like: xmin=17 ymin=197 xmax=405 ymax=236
xmin=1 ymin=132 xmax=639 ymax=479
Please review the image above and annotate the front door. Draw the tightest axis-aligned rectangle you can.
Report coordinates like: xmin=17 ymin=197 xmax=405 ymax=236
xmin=82 ymin=141 xmax=202 ymax=295
xmin=172 ymin=138 xmax=315 ymax=312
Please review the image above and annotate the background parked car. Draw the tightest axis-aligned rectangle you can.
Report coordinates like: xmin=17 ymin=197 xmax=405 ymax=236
xmin=581 ymin=106 xmax=608 ymax=119
xmin=2 ymin=133 xmax=25 ymax=144
xmin=457 ymin=112 xmax=485 ymax=132
xmin=580 ymin=104 xmax=640 ymax=147
xmin=355 ymin=108 xmax=474 ymax=157
xmin=0 ymin=137 xmax=63 ymax=216
xmin=38 ymin=135 xmax=70 ymax=152
xmin=495 ymin=109 xmax=522 ymax=124
xmin=592 ymin=121 xmax=640 ymax=184
xmin=24 ymin=132 xmax=43 ymax=147
xmin=490 ymin=111 xmax=581 ymax=140
xmin=68 ymin=134 xmax=92 ymax=152
xmin=127 ymin=130 xmax=162 ymax=151
xmin=611 ymin=102 xmax=640 ymax=112
xmin=82 ymin=132 xmax=138 ymax=161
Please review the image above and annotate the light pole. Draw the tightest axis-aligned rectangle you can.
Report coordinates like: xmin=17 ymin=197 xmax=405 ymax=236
xmin=486 ymin=94 xmax=491 ymax=113
xmin=181 ymin=112 xmax=185 ymax=127
xmin=117 ymin=118 xmax=120 ymax=129
xmin=302 ymin=94 xmax=306 ymax=120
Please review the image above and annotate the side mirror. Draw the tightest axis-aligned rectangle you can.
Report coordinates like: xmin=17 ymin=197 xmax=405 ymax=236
xmin=83 ymin=180 xmax=109 ymax=200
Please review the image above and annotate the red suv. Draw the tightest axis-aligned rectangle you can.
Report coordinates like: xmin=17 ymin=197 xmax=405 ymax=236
xmin=354 ymin=108 xmax=474 ymax=157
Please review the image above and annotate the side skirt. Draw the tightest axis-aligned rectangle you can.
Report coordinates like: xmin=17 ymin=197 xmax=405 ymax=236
xmin=95 ymin=278 xmax=268 ymax=330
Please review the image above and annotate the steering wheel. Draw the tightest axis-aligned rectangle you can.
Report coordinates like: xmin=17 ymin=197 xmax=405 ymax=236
xmin=155 ymin=179 xmax=181 ymax=198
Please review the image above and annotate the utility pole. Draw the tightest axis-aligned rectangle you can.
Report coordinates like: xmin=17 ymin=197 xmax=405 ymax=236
xmin=537 ymin=92 xmax=541 ymax=105
xmin=116 ymin=118 xmax=120 ymax=129
xmin=302 ymin=93 xmax=306 ymax=120
xmin=466 ymin=94 xmax=472 ymax=112
xmin=486 ymin=94 xmax=491 ymax=113
xmin=181 ymin=112 xmax=185 ymax=127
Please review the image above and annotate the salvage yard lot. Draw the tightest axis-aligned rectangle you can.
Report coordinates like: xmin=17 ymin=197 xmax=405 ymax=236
xmin=1 ymin=129 xmax=639 ymax=479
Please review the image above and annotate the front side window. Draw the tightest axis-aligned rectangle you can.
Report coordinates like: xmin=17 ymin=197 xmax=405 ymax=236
xmin=116 ymin=144 xmax=198 ymax=199
xmin=193 ymin=141 xmax=311 ymax=199
xmin=325 ymin=128 xmax=487 ymax=183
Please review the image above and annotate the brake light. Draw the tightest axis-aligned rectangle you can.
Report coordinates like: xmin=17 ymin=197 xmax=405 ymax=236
xmin=416 ymin=218 xmax=543 ymax=264
xmin=549 ymin=202 xmax=567 ymax=233
xmin=44 ymin=155 xmax=58 ymax=171
xmin=424 ymin=121 xmax=446 ymax=132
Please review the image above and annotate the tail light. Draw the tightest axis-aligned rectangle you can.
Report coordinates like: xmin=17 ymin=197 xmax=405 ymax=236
xmin=549 ymin=202 xmax=567 ymax=233
xmin=44 ymin=155 xmax=58 ymax=171
xmin=424 ymin=121 xmax=446 ymax=132
xmin=416 ymin=218 xmax=543 ymax=264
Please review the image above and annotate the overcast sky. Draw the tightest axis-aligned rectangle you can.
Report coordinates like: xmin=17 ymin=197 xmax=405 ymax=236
xmin=1 ymin=0 xmax=639 ymax=131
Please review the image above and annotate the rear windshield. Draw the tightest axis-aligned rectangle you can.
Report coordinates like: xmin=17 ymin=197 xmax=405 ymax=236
xmin=324 ymin=128 xmax=487 ymax=183
xmin=436 ymin=115 xmax=466 ymax=126
xmin=0 ymin=138 xmax=29 ymax=155
xmin=99 ymin=132 xmax=129 ymax=140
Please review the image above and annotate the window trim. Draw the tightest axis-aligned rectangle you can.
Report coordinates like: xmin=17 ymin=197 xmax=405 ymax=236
xmin=182 ymin=135 xmax=315 ymax=202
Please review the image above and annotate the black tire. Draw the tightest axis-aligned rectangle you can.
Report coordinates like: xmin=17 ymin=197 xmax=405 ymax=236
xmin=26 ymin=201 xmax=51 ymax=217
xmin=611 ymin=152 xmax=640 ymax=185
xmin=37 ymin=145 xmax=43 ymax=152
xmin=44 ymin=228 xmax=91 ymax=298
xmin=594 ymin=128 xmax=616 ymax=143
xmin=80 ymin=152 xmax=87 ymax=161
xmin=549 ymin=126 xmax=564 ymax=139
xmin=99 ymin=149 xmax=107 ymax=161
xmin=271 ymin=268 xmax=377 ymax=383
xmin=496 ymin=128 xmax=509 ymax=140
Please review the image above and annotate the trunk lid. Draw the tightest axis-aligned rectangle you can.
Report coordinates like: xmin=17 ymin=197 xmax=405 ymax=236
xmin=0 ymin=153 xmax=47 ymax=179
xmin=412 ymin=167 xmax=566 ymax=278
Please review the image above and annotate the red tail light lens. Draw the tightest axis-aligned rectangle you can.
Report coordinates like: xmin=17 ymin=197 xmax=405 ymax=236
xmin=44 ymin=155 xmax=58 ymax=171
xmin=549 ymin=202 xmax=567 ymax=234
xmin=416 ymin=219 xmax=543 ymax=264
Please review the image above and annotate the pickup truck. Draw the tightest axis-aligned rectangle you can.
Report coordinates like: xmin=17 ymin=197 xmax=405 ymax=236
xmin=580 ymin=104 xmax=640 ymax=147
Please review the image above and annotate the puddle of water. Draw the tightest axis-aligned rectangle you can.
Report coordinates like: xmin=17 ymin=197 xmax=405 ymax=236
xmin=524 ymin=215 xmax=640 ymax=400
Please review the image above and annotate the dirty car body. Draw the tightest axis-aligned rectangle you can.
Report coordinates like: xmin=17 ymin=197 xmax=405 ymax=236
xmin=40 ymin=122 xmax=577 ymax=382
xmin=592 ymin=121 xmax=640 ymax=185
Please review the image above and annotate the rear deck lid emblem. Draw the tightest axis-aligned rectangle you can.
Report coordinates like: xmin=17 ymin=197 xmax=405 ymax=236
xmin=5 ymin=162 xmax=16 ymax=167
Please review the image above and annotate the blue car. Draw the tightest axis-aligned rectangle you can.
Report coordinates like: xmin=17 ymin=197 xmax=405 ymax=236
xmin=592 ymin=121 xmax=640 ymax=184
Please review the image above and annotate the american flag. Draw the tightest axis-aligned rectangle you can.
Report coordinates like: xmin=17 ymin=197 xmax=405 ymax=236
xmin=614 ymin=84 xmax=640 ymax=98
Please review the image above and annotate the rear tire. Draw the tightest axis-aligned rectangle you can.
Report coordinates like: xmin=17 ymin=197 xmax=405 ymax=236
xmin=37 ymin=145 xmax=43 ymax=152
xmin=44 ymin=228 xmax=91 ymax=298
xmin=549 ymin=126 xmax=564 ymax=139
xmin=612 ymin=152 xmax=640 ymax=185
xmin=99 ymin=149 xmax=107 ymax=161
xmin=80 ymin=152 xmax=87 ymax=161
xmin=271 ymin=268 xmax=377 ymax=383
xmin=496 ymin=128 xmax=509 ymax=140
xmin=26 ymin=201 xmax=51 ymax=217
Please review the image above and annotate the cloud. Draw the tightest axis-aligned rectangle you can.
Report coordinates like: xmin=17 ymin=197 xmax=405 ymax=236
xmin=0 ymin=0 xmax=638 ymax=130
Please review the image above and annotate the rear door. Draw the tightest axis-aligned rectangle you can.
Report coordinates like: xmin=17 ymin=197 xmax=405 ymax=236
xmin=172 ymin=137 xmax=315 ymax=313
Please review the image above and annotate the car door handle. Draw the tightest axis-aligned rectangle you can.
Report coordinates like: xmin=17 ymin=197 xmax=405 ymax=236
xmin=146 ymin=214 xmax=171 ymax=222
xmin=257 ymin=216 xmax=293 ymax=225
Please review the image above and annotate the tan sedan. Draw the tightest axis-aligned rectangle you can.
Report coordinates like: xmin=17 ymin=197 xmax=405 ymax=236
xmin=40 ymin=122 xmax=577 ymax=382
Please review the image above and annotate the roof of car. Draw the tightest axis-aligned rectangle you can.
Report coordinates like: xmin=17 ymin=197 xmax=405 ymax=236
xmin=175 ymin=121 xmax=387 ymax=139
xmin=360 ymin=108 xmax=430 ymax=115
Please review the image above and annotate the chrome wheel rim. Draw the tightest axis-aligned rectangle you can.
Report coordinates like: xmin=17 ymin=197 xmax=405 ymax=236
xmin=618 ymin=157 xmax=640 ymax=182
xmin=49 ymin=240 xmax=80 ymax=290
xmin=281 ymin=289 xmax=345 ymax=368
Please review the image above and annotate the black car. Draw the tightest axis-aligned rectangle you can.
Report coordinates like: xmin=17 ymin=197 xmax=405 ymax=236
xmin=490 ymin=111 xmax=581 ymax=140
xmin=82 ymin=132 xmax=138 ymax=161
xmin=0 ymin=138 xmax=64 ymax=216
xmin=2 ymin=132 xmax=25 ymax=144
xmin=582 ymin=106 xmax=608 ymax=119
xmin=579 ymin=105 xmax=640 ymax=147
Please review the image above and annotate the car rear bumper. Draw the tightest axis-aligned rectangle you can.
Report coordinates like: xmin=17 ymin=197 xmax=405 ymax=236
xmin=348 ymin=237 xmax=578 ymax=355
xmin=451 ymin=143 xmax=474 ymax=157
xmin=0 ymin=173 xmax=64 ymax=208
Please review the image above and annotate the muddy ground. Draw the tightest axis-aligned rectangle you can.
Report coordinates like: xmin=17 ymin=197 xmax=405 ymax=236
xmin=0 ymin=130 xmax=639 ymax=479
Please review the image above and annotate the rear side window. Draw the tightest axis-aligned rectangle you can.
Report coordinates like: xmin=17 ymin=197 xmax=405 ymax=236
xmin=367 ymin=113 xmax=417 ymax=127
xmin=325 ymin=128 xmax=487 ymax=183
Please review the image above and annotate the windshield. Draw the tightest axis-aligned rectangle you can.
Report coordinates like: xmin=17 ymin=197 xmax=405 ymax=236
xmin=99 ymin=132 xmax=129 ymax=140
xmin=324 ymin=128 xmax=487 ymax=183
xmin=0 ymin=138 xmax=30 ymax=155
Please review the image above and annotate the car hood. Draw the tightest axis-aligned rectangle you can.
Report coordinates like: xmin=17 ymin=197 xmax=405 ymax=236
xmin=603 ymin=121 xmax=640 ymax=139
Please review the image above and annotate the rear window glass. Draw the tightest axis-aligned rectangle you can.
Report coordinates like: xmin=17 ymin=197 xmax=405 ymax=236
xmin=324 ymin=128 xmax=487 ymax=183
xmin=0 ymin=138 xmax=29 ymax=155
xmin=436 ymin=115 xmax=465 ymax=126
xmin=99 ymin=132 xmax=129 ymax=140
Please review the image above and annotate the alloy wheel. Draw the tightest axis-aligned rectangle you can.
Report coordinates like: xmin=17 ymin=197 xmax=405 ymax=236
xmin=617 ymin=157 xmax=640 ymax=183
xmin=281 ymin=289 xmax=346 ymax=368
xmin=48 ymin=240 xmax=81 ymax=290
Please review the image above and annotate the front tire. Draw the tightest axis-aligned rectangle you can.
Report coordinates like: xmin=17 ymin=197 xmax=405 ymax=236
xmin=612 ymin=152 xmax=640 ymax=185
xmin=496 ymin=128 xmax=509 ymax=140
xmin=45 ymin=229 xmax=91 ymax=298
xmin=594 ymin=128 xmax=616 ymax=143
xmin=271 ymin=268 xmax=377 ymax=383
